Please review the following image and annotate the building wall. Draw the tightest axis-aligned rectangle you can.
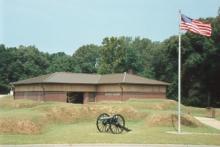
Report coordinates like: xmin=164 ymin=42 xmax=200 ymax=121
xmin=95 ymin=84 xmax=167 ymax=102
xmin=95 ymin=92 xmax=122 ymax=101
xmin=15 ymin=84 xmax=43 ymax=92
xmin=96 ymin=84 xmax=121 ymax=92
xmin=44 ymin=92 xmax=67 ymax=102
xmin=122 ymin=84 xmax=166 ymax=93
xmin=14 ymin=83 xmax=96 ymax=103
xmin=95 ymin=91 xmax=166 ymax=102
xmin=15 ymin=83 xmax=96 ymax=92
xmin=14 ymin=91 xmax=44 ymax=101
xmin=96 ymin=84 xmax=166 ymax=93
xmin=14 ymin=91 xmax=67 ymax=102
xmin=14 ymin=83 xmax=167 ymax=103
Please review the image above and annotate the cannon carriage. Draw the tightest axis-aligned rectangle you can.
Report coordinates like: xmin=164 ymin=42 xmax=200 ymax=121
xmin=96 ymin=113 xmax=131 ymax=134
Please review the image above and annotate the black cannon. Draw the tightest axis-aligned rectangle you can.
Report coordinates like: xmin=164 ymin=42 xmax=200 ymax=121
xmin=96 ymin=113 xmax=131 ymax=134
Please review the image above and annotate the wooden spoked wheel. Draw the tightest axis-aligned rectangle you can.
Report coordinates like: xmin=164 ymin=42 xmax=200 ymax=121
xmin=110 ymin=114 xmax=125 ymax=134
xmin=96 ymin=113 xmax=110 ymax=132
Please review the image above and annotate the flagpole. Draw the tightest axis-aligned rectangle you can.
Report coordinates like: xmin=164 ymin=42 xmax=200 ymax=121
xmin=178 ymin=10 xmax=181 ymax=134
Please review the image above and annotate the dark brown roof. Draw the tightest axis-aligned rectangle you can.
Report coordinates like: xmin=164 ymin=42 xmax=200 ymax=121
xmin=13 ymin=72 xmax=100 ymax=85
xmin=12 ymin=72 xmax=169 ymax=86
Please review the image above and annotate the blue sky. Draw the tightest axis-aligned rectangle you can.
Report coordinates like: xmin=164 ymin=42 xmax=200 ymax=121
xmin=0 ymin=0 xmax=219 ymax=55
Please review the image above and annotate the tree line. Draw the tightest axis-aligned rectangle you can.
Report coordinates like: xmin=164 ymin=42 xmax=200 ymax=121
xmin=0 ymin=13 xmax=220 ymax=107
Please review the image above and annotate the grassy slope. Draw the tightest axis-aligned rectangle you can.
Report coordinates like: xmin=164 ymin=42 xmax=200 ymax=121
xmin=0 ymin=96 xmax=220 ymax=145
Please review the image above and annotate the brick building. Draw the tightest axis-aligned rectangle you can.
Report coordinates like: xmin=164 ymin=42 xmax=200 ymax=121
xmin=12 ymin=72 xmax=169 ymax=104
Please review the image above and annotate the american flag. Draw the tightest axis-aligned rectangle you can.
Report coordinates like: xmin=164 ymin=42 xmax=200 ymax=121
xmin=180 ymin=14 xmax=212 ymax=37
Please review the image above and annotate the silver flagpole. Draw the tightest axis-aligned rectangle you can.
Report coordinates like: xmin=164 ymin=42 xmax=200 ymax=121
xmin=178 ymin=10 xmax=182 ymax=133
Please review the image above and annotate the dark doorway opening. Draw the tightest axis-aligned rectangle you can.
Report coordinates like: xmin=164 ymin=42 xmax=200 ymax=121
xmin=67 ymin=92 xmax=84 ymax=104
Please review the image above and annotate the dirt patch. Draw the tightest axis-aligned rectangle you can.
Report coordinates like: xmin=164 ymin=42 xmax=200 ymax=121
xmin=0 ymin=119 xmax=41 ymax=134
xmin=145 ymin=113 xmax=202 ymax=127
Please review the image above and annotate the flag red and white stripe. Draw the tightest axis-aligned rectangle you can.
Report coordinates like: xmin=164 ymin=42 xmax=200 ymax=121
xmin=180 ymin=14 xmax=212 ymax=37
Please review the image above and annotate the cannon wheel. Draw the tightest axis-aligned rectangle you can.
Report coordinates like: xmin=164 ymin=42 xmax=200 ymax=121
xmin=96 ymin=113 xmax=110 ymax=132
xmin=110 ymin=114 xmax=125 ymax=134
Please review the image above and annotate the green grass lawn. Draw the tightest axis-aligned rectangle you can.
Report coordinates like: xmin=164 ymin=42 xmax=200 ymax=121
xmin=1 ymin=121 xmax=220 ymax=145
xmin=0 ymin=96 xmax=220 ymax=145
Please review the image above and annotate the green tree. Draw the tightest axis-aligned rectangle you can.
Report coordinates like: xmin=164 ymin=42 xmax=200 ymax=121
xmin=0 ymin=44 xmax=12 ymax=93
xmin=98 ymin=37 xmax=142 ymax=74
xmin=131 ymin=37 xmax=155 ymax=77
xmin=73 ymin=44 xmax=100 ymax=73
xmin=47 ymin=52 xmax=75 ymax=73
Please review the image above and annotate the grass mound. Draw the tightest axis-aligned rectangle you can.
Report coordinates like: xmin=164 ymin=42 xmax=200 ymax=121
xmin=145 ymin=113 xmax=202 ymax=127
xmin=0 ymin=98 xmax=144 ymax=135
xmin=94 ymin=104 xmax=143 ymax=120
xmin=36 ymin=104 xmax=142 ymax=123
xmin=0 ymin=97 xmax=40 ymax=109
xmin=1 ymin=96 xmax=218 ymax=136
xmin=127 ymin=99 xmax=178 ymax=110
xmin=43 ymin=105 xmax=94 ymax=123
xmin=0 ymin=119 xmax=41 ymax=134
